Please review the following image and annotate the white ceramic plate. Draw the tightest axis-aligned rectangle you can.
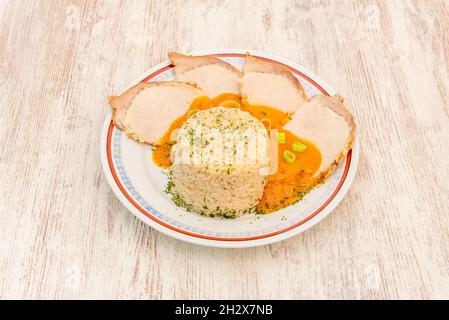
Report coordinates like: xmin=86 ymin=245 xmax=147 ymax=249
xmin=100 ymin=49 xmax=359 ymax=248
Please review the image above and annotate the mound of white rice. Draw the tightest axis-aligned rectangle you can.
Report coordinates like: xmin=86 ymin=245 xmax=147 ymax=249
xmin=168 ymin=107 xmax=269 ymax=218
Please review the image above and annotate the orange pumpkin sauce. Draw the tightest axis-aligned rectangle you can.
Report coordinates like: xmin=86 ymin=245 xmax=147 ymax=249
xmin=152 ymin=93 xmax=322 ymax=214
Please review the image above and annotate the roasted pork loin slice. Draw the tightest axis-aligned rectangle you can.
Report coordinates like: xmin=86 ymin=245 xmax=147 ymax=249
xmin=168 ymin=52 xmax=242 ymax=98
xmin=241 ymin=55 xmax=308 ymax=113
xmin=109 ymin=81 xmax=205 ymax=146
xmin=284 ymin=94 xmax=356 ymax=181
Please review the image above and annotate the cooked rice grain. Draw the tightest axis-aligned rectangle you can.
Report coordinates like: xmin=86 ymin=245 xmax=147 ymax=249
xmin=170 ymin=107 xmax=269 ymax=218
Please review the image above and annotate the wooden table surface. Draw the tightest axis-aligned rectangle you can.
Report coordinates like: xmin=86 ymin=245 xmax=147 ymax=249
xmin=1 ymin=0 xmax=448 ymax=300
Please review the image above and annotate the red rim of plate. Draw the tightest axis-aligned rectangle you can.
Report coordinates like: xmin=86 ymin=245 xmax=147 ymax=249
xmin=106 ymin=53 xmax=351 ymax=242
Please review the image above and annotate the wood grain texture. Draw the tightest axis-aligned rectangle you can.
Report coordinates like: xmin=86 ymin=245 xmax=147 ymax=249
xmin=0 ymin=0 xmax=448 ymax=299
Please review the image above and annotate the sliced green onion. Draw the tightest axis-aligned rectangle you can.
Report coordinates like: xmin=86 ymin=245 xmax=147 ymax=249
xmin=292 ymin=141 xmax=307 ymax=153
xmin=283 ymin=150 xmax=296 ymax=164
xmin=277 ymin=132 xmax=286 ymax=144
